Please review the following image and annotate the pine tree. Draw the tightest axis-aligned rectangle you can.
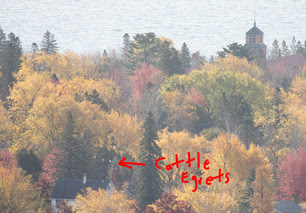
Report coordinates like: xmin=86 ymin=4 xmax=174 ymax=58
xmin=299 ymin=40 xmax=306 ymax=57
xmin=122 ymin=33 xmax=131 ymax=69
xmin=217 ymin=43 xmax=253 ymax=61
xmin=137 ymin=111 xmax=163 ymax=210
xmin=270 ymin=39 xmax=281 ymax=59
xmin=238 ymin=167 xmax=256 ymax=213
xmin=158 ymin=42 xmax=183 ymax=76
xmin=0 ymin=26 xmax=6 ymax=48
xmin=290 ymin=36 xmax=297 ymax=54
xmin=101 ymin=50 xmax=111 ymax=78
xmin=54 ymin=111 xmax=92 ymax=178
xmin=296 ymin=41 xmax=304 ymax=55
xmin=41 ymin=30 xmax=58 ymax=54
xmin=125 ymin=33 xmax=160 ymax=74
xmin=179 ymin=42 xmax=191 ymax=73
xmin=298 ymin=40 xmax=306 ymax=57
xmin=85 ymin=89 xmax=109 ymax=112
xmin=209 ymin=55 xmax=215 ymax=64
xmin=123 ymin=33 xmax=130 ymax=51
xmin=281 ymin=40 xmax=290 ymax=56
xmin=170 ymin=47 xmax=184 ymax=75
xmin=0 ymin=32 xmax=22 ymax=100
xmin=220 ymin=93 xmax=257 ymax=147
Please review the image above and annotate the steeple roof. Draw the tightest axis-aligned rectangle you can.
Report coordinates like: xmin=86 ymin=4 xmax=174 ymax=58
xmin=246 ymin=22 xmax=264 ymax=35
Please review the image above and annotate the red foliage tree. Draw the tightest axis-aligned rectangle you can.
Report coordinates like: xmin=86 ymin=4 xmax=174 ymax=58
xmin=0 ymin=149 xmax=16 ymax=169
xmin=190 ymin=88 xmax=206 ymax=108
xmin=39 ymin=148 xmax=60 ymax=184
xmin=109 ymin=165 xmax=125 ymax=191
xmin=276 ymin=147 xmax=306 ymax=203
xmin=132 ymin=63 xmax=162 ymax=98
xmin=109 ymin=163 xmax=132 ymax=191
xmin=35 ymin=148 xmax=61 ymax=204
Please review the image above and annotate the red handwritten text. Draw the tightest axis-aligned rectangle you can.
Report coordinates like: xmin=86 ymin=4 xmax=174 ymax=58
xmin=119 ymin=152 xmax=230 ymax=192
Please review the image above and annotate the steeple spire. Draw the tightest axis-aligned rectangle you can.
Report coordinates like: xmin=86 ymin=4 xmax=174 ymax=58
xmin=254 ymin=10 xmax=256 ymax=27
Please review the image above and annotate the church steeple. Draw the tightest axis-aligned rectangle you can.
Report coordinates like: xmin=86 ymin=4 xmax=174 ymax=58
xmin=245 ymin=21 xmax=267 ymax=60
xmin=246 ymin=22 xmax=264 ymax=44
xmin=254 ymin=10 xmax=256 ymax=27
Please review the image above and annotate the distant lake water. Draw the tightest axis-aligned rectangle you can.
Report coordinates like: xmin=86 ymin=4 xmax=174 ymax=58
xmin=1 ymin=0 xmax=306 ymax=57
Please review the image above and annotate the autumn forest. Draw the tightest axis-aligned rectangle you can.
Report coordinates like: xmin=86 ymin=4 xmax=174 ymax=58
xmin=0 ymin=27 xmax=305 ymax=213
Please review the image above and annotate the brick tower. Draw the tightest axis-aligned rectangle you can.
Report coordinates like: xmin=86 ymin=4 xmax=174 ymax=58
xmin=245 ymin=22 xmax=267 ymax=60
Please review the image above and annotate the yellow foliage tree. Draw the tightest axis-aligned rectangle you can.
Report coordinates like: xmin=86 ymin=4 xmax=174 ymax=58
xmin=280 ymin=76 xmax=306 ymax=148
xmin=0 ymin=101 xmax=14 ymax=148
xmin=251 ymin=165 xmax=274 ymax=213
xmin=164 ymin=90 xmax=198 ymax=132
xmin=157 ymin=129 xmax=209 ymax=191
xmin=16 ymin=51 xmax=113 ymax=81
xmin=65 ymin=76 xmax=120 ymax=108
xmin=205 ymin=134 xmax=273 ymax=211
xmin=9 ymin=73 xmax=47 ymax=124
xmin=102 ymin=110 xmax=142 ymax=158
xmin=257 ymin=76 xmax=305 ymax=171
xmin=202 ymin=55 xmax=264 ymax=81
xmin=8 ymin=71 xmax=122 ymax=153
xmin=24 ymin=94 xmax=102 ymax=152
xmin=0 ymin=164 xmax=38 ymax=212
xmin=173 ymin=184 xmax=235 ymax=213
xmin=172 ymin=134 xmax=273 ymax=212
xmin=73 ymin=188 xmax=134 ymax=213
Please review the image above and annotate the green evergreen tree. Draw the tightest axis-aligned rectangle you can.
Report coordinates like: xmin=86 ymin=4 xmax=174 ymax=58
xmin=55 ymin=111 xmax=92 ymax=178
xmin=290 ymin=36 xmax=297 ymax=54
xmin=170 ymin=47 xmax=184 ymax=75
xmin=237 ymin=167 xmax=256 ymax=213
xmin=41 ymin=30 xmax=58 ymax=54
xmin=85 ymin=89 xmax=109 ymax=112
xmin=255 ymin=48 xmax=267 ymax=70
xmin=126 ymin=32 xmax=160 ymax=74
xmin=179 ymin=42 xmax=191 ymax=73
xmin=0 ymin=32 xmax=22 ymax=100
xmin=75 ymin=89 xmax=109 ymax=112
xmin=281 ymin=40 xmax=290 ymax=56
xmin=209 ymin=55 xmax=215 ymax=64
xmin=16 ymin=148 xmax=42 ymax=181
xmin=137 ymin=112 xmax=164 ymax=210
xmin=299 ymin=40 xmax=306 ymax=57
xmin=0 ymin=26 xmax=6 ymax=47
xmin=123 ymin=33 xmax=130 ymax=51
xmin=270 ymin=39 xmax=281 ymax=59
xmin=296 ymin=40 xmax=306 ymax=56
xmin=220 ymin=93 xmax=258 ymax=147
xmin=217 ymin=43 xmax=253 ymax=61
xmin=158 ymin=42 xmax=183 ymax=76
xmin=101 ymin=50 xmax=111 ymax=77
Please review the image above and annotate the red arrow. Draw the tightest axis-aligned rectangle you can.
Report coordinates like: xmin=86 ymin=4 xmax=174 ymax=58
xmin=118 ymin=157 xmax=146 ymax=169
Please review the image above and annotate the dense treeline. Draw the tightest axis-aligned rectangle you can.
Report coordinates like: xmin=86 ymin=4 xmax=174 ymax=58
xmin=269 ymin=36 xmax=306 ymax=59
xmin=0 ymin=26 xmax=305 ymax=212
